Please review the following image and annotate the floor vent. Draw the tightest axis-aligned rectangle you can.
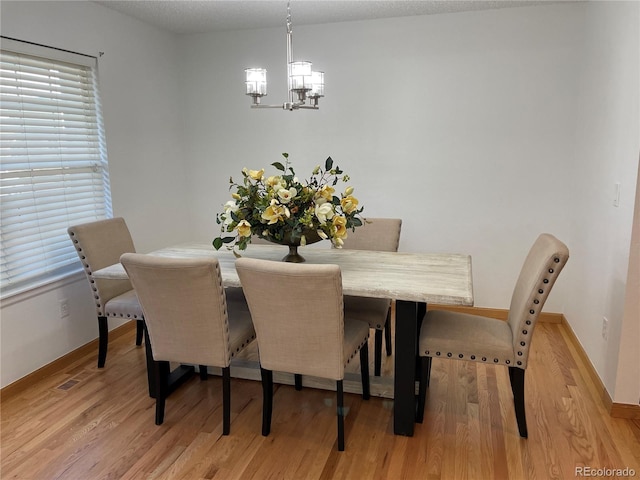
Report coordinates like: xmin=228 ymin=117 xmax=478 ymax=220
xmin=57 ymin=379 xmax=79 ymax=391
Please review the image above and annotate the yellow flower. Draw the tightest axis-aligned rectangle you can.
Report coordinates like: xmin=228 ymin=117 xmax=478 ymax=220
xmin=231 ymin=193 xmax=241 ymax=200
xmin=340 ymin=195 xmax=359 ymax=214
xmin=262 ymin=199 xmax=287 ymax=225
xmin=248 ymin=168 xmax=264 ymax=181
xmin=236 ymin=219 xmax=252 ymax=237
xmin=266 ymin=176 xmax=282 ymax=187
xmin=332 ymin=215 xmax=348 ymax=239
xmin=344 ymin=186 xmax=354 ymax=196
xmin=319 ymin=185 xmax=335 ymax=201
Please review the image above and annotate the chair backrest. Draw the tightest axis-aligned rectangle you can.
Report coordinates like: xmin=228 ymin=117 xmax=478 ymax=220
xmin=235 ymin=257 xmax=346 ymax=380
xmin=67 ymin=217 xmax=136 ymax=316
xmin=507 ymin=233 xmax=569 ymax=369
xmin=121 ymin=253 xmax=234 ymax=368
xmin=341 ymin=218 xmax=402 ymax=252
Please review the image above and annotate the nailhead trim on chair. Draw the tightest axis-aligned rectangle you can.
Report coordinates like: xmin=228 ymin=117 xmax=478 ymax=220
xmin=230 ymin=334 xmax=257 ymax=359
xmin=106 ymin=312 xmax=142 ymax=319
xmin=420 ymin=252 xmax=567 ymax=370
xmin=344 ymin=335 xmax=369 ymax=367
xmin=71 ymin=232 xmax=108 ymax=316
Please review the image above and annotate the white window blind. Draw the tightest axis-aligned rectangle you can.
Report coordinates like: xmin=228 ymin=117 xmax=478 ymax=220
xmin=0 ymin=39 xmax=112 ymax=297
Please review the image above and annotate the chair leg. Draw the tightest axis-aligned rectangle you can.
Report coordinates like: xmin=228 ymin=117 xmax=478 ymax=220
xmin=359 ymin=343 xmax=370 ymax=400
xmin=260 ymin=368 xmax=273 ymax=436
xmin=222 ymin=366 xmax=231 ymax=435
xmin=384 ymin=308 xmax=392 ymax=356
xmin=154 ymin=360 xmax=170 ymax=425
xmin=294 ymin=373 xmax=302 ymax=391
xmin=135 ymin=319 xmax=144 ymax=346
xmin=416 ymin=356 xmax=431 ymax=423
xmin=199 ymin=365 xmax=208 ymax=380
xmin=374 ymin=329 xmax=383 ymax=377
xmin=337 ymin=380 xmax=345 ymax=451
xmin=97 ymin=316 xmax=108 ymax=368
xmin=509 ymin=367 xmax=528 ymax=438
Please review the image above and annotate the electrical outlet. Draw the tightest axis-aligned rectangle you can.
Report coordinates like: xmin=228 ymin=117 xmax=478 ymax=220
xmin=602 ymin=316 xmax=609 ymax=340
xmin=59 ymin=299 xmax=69 ymax=318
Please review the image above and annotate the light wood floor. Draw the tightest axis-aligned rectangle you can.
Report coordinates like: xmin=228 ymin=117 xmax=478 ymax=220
xmin=2 ymin=321 xmax=639 ymax=480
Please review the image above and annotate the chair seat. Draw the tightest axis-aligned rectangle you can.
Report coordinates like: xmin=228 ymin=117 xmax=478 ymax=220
xmin=343 ymin=296 xmax=391 ymax=330
xmin=343 ymin=318 xmax=370 ymax=369
xmin=419 ymin=310 xmax=515 ymax=366
xmin=104 ymin=290 xmax=144 ymax=319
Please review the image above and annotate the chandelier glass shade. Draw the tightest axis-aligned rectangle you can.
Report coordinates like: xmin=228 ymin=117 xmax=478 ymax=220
xmin=245 ymin=3 xmax=324 ymax=110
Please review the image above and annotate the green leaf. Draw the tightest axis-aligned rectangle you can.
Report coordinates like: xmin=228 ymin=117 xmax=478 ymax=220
xmin=213 ymin=238 xmax=223 ymax=250
xmin=282 ymin=152 xmax=289 ymax=159
xmin=351 ymin=217 xmax=363 ymax=227
xmin=325 ymin=156 xmax=333 ymax=171
xmin=272 ymin=162 xmax=285 ymax=171
xmin=222 ymin=237 xmax=235 ymax=244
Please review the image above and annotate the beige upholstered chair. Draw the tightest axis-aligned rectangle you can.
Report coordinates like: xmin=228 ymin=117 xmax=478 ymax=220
xmin=417 ymin=233 xmax=569 ymax=438
xmin=120 ymin=254 xmax=256 ymax=432
xmin=67 ymin=217 xmax=144 ymax=368
xmin=341 ymin=218 xmax=402 ymax=376
xmin=236 ymin=257 xmax=371 ymax=451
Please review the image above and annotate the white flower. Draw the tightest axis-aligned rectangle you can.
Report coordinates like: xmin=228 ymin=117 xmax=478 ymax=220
xmin=300 ymin=235 xmax=307 ymax=246
xmin=223 ymin=200 xmax=238 ymax=225
xmin=224 ymin=200 xmax=238 ymax=212
xmin=317 ymin=229 xmax=328 ymax=240
xmin=277 ymin=187 xmax=297 ymax=204
xmin=315 ymin=201 xmax=334 ymax=224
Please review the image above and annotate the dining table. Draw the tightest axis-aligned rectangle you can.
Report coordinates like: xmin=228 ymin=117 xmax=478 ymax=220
xmin=93 ymin=241 xmax=474 ymax=436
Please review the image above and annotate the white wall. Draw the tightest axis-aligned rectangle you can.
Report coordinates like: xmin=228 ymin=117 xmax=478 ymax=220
xmin=563 ymin=1 xmax=640 ymax=402
xmin=0 ymin=1 xmax=192 ymax=387
xmin=181 ymin=5 xmax=582 ymax=310
xmin=1 ymin=1 xmax=638 ymax=405
xmin=179 ymin=2 xmax=638 ymax=403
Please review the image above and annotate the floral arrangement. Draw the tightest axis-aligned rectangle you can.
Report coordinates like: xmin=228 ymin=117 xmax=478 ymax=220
xmin=213 ymin=153 xmax=364 ymax=251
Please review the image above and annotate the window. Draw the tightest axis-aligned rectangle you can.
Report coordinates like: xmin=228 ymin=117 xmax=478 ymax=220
xmin=0 ymin=38 xmax=112 ymax=297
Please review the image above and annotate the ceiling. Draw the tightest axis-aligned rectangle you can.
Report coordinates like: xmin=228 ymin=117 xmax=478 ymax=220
xmin=94 ymin=0 xmax=556 ymax=35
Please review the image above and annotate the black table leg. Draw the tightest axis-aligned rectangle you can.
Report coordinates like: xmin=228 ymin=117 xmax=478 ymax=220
xmin=394 ymin=300 xmax=425 ymax=436
xmin=143 ymin=323 xmax=194 ymax=399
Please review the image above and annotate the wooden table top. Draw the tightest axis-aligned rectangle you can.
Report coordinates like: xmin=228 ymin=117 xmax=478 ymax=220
xmin=93 ymin=242 xmax=474 ymax=306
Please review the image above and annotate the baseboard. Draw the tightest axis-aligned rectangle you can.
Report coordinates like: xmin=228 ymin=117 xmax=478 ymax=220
xmin=609 ymin=401 xmax=640 ymax=419
xmin=428 ymin=305 xmax=639 ymax=419
xmin=427 ymin=304 xmax=562 ymax=323
xmin=0 ymin=320 xmax=137 ymax=400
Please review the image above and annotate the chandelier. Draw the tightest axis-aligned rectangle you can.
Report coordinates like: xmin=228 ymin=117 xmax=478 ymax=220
xmin=245 ymin=2 xmax=324 ymax=110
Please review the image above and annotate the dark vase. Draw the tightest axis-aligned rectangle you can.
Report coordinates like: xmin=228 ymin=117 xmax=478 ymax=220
xmin=261 ymin=228 xmax=323 ymax=262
